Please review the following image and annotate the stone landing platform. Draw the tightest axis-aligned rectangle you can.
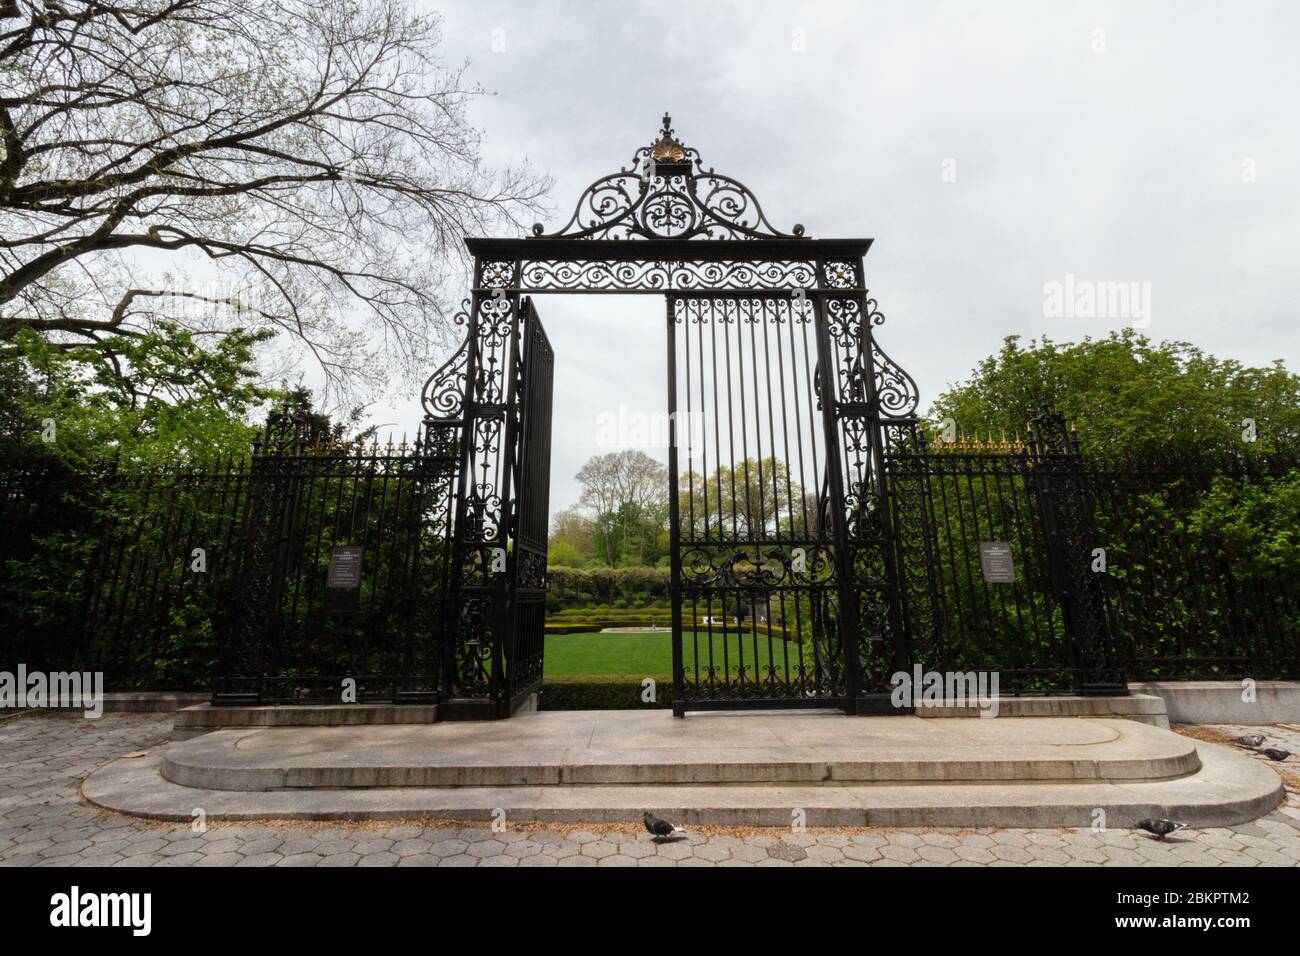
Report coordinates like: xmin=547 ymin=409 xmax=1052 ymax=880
xmin=83 ymin=710 xmax=1284 ymax=829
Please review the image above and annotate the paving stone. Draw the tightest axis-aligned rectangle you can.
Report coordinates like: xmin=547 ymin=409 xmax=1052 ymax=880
xmin=954 ymin=845 xmax=996 ymax=864
xmin=427 ymin=840 xmax=469 ymax=858
xmin=580 ymin=841 xmax=618 ymax=860
xmin=730 ymin=844 xmax=770 ymax=863
xmin=767 ymin=842 xmax=808 ymax=862
xmin=694 ymin=843 xmax=733 ymax=863
xmin=879 ymin=845 xmax=919 ymax=863
xmin=886 ymin=832 xmax=925 ymax=848
xmin=198 ymin=837 xmax=243 ymax=856
xmin=656 ymin=841 xmax=695 ymax=861
xmin=159 ymin=837 xmax=207 ymax=856
xmin=278 ymin=838 xmax=322 ymax=856
xmin=238 ymin=837 xmax=283 ymax=856
xmin=505 ymin=841 xmax=544 ymax=859
xmin=842 ymin=844 xmax=882 ymax=863
xmin=5 ymin=712 xmax=1300 ymax=869
xmin=916 ymin=845 xmax=959 ymax=864
xmin=805 ymin=844 xmax=845 ymax=863
xmin=991 ymin=845 xmax=1034 ymax=864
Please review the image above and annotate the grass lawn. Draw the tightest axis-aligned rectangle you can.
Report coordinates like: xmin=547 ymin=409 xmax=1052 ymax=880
xmin=544 ymin=630 xmax=806 ymax=677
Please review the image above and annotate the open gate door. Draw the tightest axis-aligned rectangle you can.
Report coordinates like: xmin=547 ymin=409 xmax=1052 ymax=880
xmin=502 ymin=298 xmax=554 ymax=714
xmin=438 ymin=294 xmax=553 ymax=719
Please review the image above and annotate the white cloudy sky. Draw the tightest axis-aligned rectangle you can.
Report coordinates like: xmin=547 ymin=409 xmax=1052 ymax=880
xmin=369 ymin=0 xmax=1300 ymax=517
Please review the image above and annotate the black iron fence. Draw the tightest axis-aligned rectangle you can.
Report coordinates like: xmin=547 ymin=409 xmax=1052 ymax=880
xmin=2 ymin=411 xmax=1297 ymax=701
xmin=0 ymin=414 xmax=459 ymax=703
xmin=213 ymin=414 xmax=458 ymax=704
xmin=0 ymin=454 xmax=248 ymax=689
xmin=883 ymin=416 xmax=1300 ymax=693
xmin=1090 ymin=460 xmax=1300 ymax=681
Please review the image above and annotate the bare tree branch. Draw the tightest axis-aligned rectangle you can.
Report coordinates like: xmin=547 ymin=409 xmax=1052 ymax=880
xmin=0 ymin=0 xmax=550 ymax=405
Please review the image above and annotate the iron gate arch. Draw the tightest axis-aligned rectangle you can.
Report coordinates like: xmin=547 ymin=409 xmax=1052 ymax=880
xmin=426 ymin=115 xmax=925 ymax=716
xmin=214 ymin=115 xmax=1120 ymax=712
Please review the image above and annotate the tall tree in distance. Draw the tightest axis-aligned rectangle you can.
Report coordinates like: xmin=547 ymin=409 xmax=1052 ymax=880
xmin=0 ymin=0 xmax=549 ymax=405
xmin=678 ymin=457 xmax=804 ymax=542
xmin=574 ymin=449 xmax=668 ymax=567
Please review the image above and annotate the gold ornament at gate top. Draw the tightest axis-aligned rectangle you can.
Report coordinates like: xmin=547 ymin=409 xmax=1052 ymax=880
xmin=652 ymin=111 xmax=686 ymax=162
xmin=652 ymin=137 xmax=685 ymax=162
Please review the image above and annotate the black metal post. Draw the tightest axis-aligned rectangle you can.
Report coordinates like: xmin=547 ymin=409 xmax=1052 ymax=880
xmin=810 ymin=292 xmax=862 ymax=711
xmin=666 ymin=296 xmax=686 ymax=717
xmin=1029 ymin=412 xmax=1125 ymax=695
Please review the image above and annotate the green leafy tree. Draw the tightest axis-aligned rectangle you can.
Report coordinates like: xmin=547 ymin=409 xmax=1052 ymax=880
xmin=929 ymin=330 xmax=1300 ymax=461
xmin=4 ymin=323 xmax=274 ymax=468
xmin=924 ymin=331 xmax=1300 ymax=682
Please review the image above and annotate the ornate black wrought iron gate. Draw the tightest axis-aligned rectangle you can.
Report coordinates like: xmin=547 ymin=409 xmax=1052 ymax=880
xmin=426 ymin=115 xmax=925 ymax=716
xmin=427 ymin=296 xmax=553 ymax=718
xmin=504 ymin=301 xmax=554 ymax=711
xmin=216 ymin=115 xmax=1122 ymax=714
xmin=666 ymin=293 xmax=851 ymax=710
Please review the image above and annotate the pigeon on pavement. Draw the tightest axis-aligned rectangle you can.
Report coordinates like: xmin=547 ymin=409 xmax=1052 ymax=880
xmin=1262 ymin=748 xmax=1292 ymax=761
xmin=1136 ymin=819 xmax=1188 ymax=842
xmin=643 ymin=812 xmax=687 ymax=841
xmin=1235 ymin=734 xmax=1266 ymax=749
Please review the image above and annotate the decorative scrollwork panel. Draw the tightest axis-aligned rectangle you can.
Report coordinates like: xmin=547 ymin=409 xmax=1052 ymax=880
xmin=517 ymin=258 xmax=819 ymax=293
xmin=533 ymin=114 xmax=805 ymax=241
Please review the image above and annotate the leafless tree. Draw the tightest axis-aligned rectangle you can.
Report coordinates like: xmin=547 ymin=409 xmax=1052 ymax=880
xmin=0 ymin=0 xmax=548 ymax=403
xmin=575 ymin=449 xmax=668 ymax=566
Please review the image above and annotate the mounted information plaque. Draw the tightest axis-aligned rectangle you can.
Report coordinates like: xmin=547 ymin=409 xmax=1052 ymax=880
xmin=325 ymin=545 xmax=363 ymax=613
xmin=978 ymin=541 xmax=1016 ymax=584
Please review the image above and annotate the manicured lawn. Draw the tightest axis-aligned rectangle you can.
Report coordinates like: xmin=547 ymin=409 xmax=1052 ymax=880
xmin=544 ymin=630 xmax=806 ymax=677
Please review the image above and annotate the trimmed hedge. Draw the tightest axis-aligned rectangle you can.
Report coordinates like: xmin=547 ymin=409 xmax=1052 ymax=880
xmin=544 ymin=605 xmax=794 ymax=639
xmin=539 ymin=674 xmax=673 ymax=710
xmin=543 ymin=621 xmax=793 ymax=639
xmin=546 ymin=566 xmax=670 ymax=610
xmin=544 ymin=622 xmax=669 ymax=635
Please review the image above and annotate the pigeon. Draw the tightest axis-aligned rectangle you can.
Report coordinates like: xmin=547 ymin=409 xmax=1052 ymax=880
xmin=1136 ymin=819 xmax=1188 ymax=842
xmin=1235 ymin=734 xmax=1266 ymax=749
xmin=1262 ymin=748 xmax=1292 ymax=761
xmin=643 ymin=812 xmax=687 ymax=841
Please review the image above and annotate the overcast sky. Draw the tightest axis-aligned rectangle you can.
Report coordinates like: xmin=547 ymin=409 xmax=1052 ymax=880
xmin=373 ymin=0 xmax=1300 ymax=517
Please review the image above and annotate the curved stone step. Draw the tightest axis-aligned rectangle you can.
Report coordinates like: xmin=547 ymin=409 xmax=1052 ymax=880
xmin=158 ymin=713 xmax=1199 ymax=791
xmin=83 ymin=741 xmax=1284 ymax=830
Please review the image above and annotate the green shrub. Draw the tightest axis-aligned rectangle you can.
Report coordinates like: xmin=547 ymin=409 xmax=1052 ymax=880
xmin=539 ymin=674 xmax=673 ymax=710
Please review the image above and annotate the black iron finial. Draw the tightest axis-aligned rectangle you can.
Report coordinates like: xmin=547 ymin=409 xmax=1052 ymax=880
xmin=661 ymin=112 xmax=672 ymax=137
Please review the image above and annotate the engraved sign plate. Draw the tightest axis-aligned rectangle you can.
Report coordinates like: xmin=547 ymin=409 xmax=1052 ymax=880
xmin=326 ymin=546 xmax=364 ymax=589
xmin=325 ymin=546 xmax=363 ymax=613
xmin=978 ymin=541 xmax=1016 ymax=584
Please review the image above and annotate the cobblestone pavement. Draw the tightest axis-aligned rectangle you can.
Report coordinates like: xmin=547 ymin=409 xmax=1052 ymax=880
xmin=1 ymin=713 xmax=1297 ymax=867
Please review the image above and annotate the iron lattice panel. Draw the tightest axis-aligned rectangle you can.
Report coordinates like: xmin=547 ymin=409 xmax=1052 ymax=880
xmin=667 ymin=295 xmax=849 ymax=708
